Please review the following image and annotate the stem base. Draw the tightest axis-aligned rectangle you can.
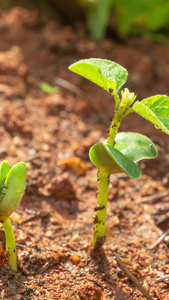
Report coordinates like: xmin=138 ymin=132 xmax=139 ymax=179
xmin=92 ymin=172 xmax=109 ymax=248
xmin=2 ymin=218 xmax=17 ymax=271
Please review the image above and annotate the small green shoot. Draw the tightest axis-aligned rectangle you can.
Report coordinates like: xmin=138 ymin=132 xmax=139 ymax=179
xmin=79 ymin=0 xmax=114 ymax=40
xmin=0 ymin=161 xmax=27 ymax=270
xmin=69 ymin=58 xmax=169 ymax=249
xmin=39 ymin=82 xmax=59 ymax=94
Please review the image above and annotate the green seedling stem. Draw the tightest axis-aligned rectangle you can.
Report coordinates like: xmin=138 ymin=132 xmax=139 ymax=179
xmin=92 ymin=172 xmax=109 ymax=247
xmin=93 ymin=88 xmax=136 ymax=247
xmin=2 ymin=218 xmax=17 ymax=271
xmin=107 ymin=88 xmax=136 ymax=146
xmin=69 ymin=58 xmax=169 ymax=249
xmin=0 ymin=161 xmax=27 ymax=270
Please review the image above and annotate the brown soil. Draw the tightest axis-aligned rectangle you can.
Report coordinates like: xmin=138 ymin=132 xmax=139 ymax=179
xmin=0 ymin=7 xmax=169 ymax=300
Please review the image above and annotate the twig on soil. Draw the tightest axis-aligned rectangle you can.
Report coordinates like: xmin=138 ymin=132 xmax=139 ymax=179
xmin=21 ymin=211 xmax=50 ymax=224
xmin=137 ymin=192 xmax=168 ymax=204
xmin=55 ymin=77 xmax=110 ymax=126
xmin=51 ymin=223 xmax=92 ymax=238
xmin=149 ymin=228 xmax=169 ymax=250
xmin=114 ymin=253 xmax=153 ymax=300
xmin=17 ymin=225 xmax=35 ymax=236
xmin=156 ymin=275 xmax=169 ymax=284
xmin=55 ymin=77 xmax=85 ymax=97
xmin=38 ymin=262 xmax=54 ymax=274
xmin=155 ymin=208 xmax=169 ymax=215
xmin=156 ymin=215 xmax=169 ymax=227
xmin=16 ymin=243 xmax=37 ymax=249
xmin=25 ymin=155 xmax=40 ymax=163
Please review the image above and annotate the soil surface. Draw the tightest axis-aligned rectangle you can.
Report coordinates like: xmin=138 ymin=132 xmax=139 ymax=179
xmin=0 ymin=7 xmax=169 ymax=300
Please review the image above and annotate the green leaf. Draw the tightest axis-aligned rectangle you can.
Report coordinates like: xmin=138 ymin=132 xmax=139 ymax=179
xmin=0 ymin=162 xmax=27 ymax=221
xmin=89 ymin=142 xmax=141 ymax=179
xmin=133 ymin=95 xmax=169 ymax=134
xmin=69 ymin=58 xmax=128 ymax=92
xmin=39 ymin=82 xmax=59 ymax=94
xmin=114 ymin=0 xmax=169 ymax=36
xmin=114 ymin=132 xmax=158 ymax=162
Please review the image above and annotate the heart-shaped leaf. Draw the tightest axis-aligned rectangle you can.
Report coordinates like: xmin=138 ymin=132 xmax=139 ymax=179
xmin=0 ymin=162 xmax=27 ymax=221
xmin=114 ymin=132 xmax=158 ymax=162
xmin=133 ymin=95 xmax=169 ymax=135
xmin=89 ymin=142 xmax=141 ymax=179
xmin=69 ymin=58 xmax=128 ymax=92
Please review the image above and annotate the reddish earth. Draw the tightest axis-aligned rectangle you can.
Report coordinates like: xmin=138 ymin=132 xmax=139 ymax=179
xmin=0 ymin=7 xmax=169 ymax=300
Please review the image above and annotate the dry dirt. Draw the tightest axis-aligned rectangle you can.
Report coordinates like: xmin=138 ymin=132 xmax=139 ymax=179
xmin=0 ymin=7 xmax=169 ymax=300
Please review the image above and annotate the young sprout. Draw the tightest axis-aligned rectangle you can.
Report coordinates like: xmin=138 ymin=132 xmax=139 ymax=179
xmin=69 ymin=58 xmax=169 ymax=249
xmin=39 ymin=82 xmax=60 ymax=94
xmin=0 ymin=161 xmax=27 ymax=270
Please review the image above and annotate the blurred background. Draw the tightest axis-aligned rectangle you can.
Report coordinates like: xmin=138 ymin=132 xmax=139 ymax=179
xmin=1 ymin=0 xmax=169 ymax=41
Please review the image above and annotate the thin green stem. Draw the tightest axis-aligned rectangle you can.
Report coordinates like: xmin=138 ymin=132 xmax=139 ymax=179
xmin=92 ymin=88 xmax=136 ymax=248
xmin=2 ymin=218 xmax=17 ymax=271
xmin=113 ymin=93 xmax=120 ymax=112
xmin=92 ymin=171 xmax=109 ymax=248
xmin=107 ymin=113 xmax=122 ymax=147
xmin=107 ymin=89 xmax=136 ymax=147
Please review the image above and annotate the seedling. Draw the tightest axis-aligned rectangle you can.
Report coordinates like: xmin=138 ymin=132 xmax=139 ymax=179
xmin=79 ymin=0 xmax=114 ymax=40
xmin=0 ymin=161 xmax=27 ymax=270
xmin=39 ymin=82 xmax=59 ymax=94
xmin=69 ymin=58 xmax=169 ymax=249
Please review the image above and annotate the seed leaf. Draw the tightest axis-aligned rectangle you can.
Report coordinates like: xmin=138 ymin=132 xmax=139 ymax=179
xmin=133 ymin=95 xmax=169 ymax=134
xmin=114 ymin=132 xmax=158 ymax=162
xmin=69 ymin=58 xmax=128 ymax=92
xmin=0 ymin=162 xmax=27 ymax=221
xmin=89 ymin=142 xmax=141 ymax=179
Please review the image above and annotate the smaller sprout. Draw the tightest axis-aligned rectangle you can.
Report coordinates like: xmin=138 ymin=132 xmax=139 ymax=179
xmin=0 ymin=161 xmax=27 ymax=271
